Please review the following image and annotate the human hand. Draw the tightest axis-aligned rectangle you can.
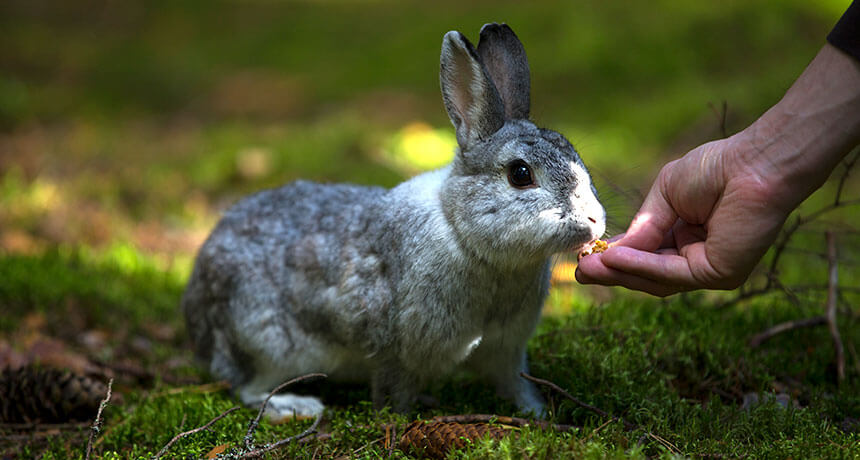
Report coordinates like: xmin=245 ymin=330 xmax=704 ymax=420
xmin=576 ymin=43 xmax=860 ymax=297
xmin=575 ymin=134 xmax=792 ymax=297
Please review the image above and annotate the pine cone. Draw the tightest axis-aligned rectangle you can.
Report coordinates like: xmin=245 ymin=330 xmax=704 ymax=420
xmin=398 ymin=421 xmax=510 ymax=458
xmin=0 ymin=366 xmax=107 ymax=423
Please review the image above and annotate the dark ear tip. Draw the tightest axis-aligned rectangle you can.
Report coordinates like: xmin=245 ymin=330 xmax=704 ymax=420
xmin=479 ymin=23 xmax=520 ymax=43
xmin=480 ymin=22 xmax=502 ymax=34
xmin=479 ymin=23 xmax=505 ymax=40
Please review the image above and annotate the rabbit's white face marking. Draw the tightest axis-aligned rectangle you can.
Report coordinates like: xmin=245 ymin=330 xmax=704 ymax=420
xmin=568 ymin=161 xmax=606 ymax=239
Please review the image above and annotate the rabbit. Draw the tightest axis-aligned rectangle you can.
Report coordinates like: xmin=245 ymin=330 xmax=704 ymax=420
xmin=182 ymin=23 xmax=605 ymax=419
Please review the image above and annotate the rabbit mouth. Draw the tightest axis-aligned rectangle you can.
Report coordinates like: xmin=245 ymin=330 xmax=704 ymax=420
xmin=558 ymin=232 xmax=596 ymax=255
xmin=566 ymin=240 xmax=592 ymax=254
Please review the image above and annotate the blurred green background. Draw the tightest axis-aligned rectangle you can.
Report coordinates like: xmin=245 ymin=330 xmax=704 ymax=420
xmin=2 ymin=2 xmax=860 ymax=456
xmin=0 ymin=0 xmax=852 ymax=276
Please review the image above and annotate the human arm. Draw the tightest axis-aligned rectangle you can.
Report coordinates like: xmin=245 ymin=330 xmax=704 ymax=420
xmin=575 ymin=42 xmax=860 ymax=296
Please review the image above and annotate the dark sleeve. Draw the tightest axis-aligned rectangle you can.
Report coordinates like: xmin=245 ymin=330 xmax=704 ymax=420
xmin=828 ymin=1 xmax=860 ymax=61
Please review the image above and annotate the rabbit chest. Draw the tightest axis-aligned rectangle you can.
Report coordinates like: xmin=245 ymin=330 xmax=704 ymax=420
xmin=364 ymin=168 xmax=551 ymax=377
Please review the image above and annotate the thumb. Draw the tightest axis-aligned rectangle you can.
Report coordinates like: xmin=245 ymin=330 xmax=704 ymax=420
xmin=618 ymin=174 xmax=678 ymax=252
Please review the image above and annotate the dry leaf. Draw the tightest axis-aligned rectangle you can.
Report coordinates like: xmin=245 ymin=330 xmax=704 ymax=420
xmin=206 ymin=444 xmax=229 ymax=459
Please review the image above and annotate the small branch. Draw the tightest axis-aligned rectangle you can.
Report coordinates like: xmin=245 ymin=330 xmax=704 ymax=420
xmin=239 ymin=412 xmax=323 ymax=459
xmin=343 ymin=437 xmax=383 ymax=459
xmin=779 ymin=284 xmax=860 ymax=295
xmin=825 ymin=232 xmax=845 ymax=383
xmin=708 ymin=100 xmax=728 ymax=138
xmin=765 ymin=199 xmax=860 ymax=291
xmin=584 ymin=417 xmax=616 ymax=442
xmin=717 ymin=153 xmax=858 ymax=308
xmin=244 ymin=373 xmax=327 ymax=450
xmin=645 ymin=431 xmax=682 ymax=455
xmin=846 ymin=340 xmax=860 ymax=377
xmin=521 ymin=372 xmax=635 ymax=431
xmin=84 ymin=378 xmax=112 ymax=460
xmin=519 ymin=373 xmax=682 ymax=455
xmin=716 ymin=287 xmax=772 ymax=310
xmin=430 ymin=414 xmax=577 ymax=432
xmin=152 ymin=374 xmax=328 ymax=458
xmin=834 ymin=149 xmax=859 ymax=207
xmin=748 ymin=316 xmax=827 ymax=348
xmin=386 ymin=424 xmax=396 ymax=458
xmin=153 ymin=406 xmax=240 ymax=459
xmin=298 ymin=432 xmax=332 ymax=445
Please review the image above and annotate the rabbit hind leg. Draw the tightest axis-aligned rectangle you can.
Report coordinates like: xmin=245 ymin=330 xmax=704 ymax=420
xmin=209 ymin=330 xmax=326 ymax=419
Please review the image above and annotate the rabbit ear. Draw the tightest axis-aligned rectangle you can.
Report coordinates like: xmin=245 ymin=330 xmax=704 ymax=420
xmin=440 ymin=31 xmax=505 ymax=148
xmin=477 ymin=23 xmax=530 ymax=120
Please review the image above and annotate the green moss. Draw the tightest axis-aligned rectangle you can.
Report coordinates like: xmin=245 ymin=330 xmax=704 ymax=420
xmin=0 ymin=244 xmax=186 ymax=335
xmin=4 ymin=248 xmax=850 ymax=458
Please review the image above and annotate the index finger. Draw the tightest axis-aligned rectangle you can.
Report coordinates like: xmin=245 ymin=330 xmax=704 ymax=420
xmin=616 ymin=180 xmax=678 ymax=251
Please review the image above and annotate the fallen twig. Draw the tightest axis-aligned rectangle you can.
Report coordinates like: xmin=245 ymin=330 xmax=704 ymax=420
xmin=297 ymin=432 xmax=332 ymax=445
xmin=747 ymin=231 xmax=848 ymax=382
xmin=646 ymin=431 xmax=681 ymax=455
xmin=84 ymin=378 xmax=112 ymax=460
xmin=584 ymin=417 xmax=615 ymax=442
xmin=239 ymin=411 xmax=323 ymax=459
xmin=151 ymin=374 xmax=328 ymax=458
xmin=153 ymin=406 xmax=240 ymax=459
xmin=520 ymin=372 xmax=634 ymax=430
xmin=825 ymin=232 xmax=845 ymax=383
xmin=346 ymin=436 xmax=383 ymax=459
xmin=748 ymin=316 xmax=827 ymax=348
xmin=387 ymin=424 xmax=396 ymax=458
xmin=243 ymin=373 xmax=327 ymax=451
xmin=518 ymin=373 xmax=684 ymax=455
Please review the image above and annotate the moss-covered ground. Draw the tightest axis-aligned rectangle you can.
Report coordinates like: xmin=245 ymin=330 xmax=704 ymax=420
xmin=2 ymin=245 xmax=859 ymax=458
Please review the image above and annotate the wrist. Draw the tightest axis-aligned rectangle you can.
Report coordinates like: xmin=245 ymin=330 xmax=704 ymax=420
xmin=733 ymin=44 xmax=860 ymax=211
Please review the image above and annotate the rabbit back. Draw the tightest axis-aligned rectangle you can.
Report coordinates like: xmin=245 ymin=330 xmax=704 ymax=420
xmin=182 ymin=180 xmax=391 ymax=385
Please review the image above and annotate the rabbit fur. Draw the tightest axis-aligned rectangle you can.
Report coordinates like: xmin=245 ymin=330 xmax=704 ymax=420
xmin=182 ymin=23 xmax=605 ymax=419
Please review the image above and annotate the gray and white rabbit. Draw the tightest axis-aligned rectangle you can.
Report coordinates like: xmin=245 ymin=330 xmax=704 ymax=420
xmin=182 ymin=23 xmax=605 ymax=419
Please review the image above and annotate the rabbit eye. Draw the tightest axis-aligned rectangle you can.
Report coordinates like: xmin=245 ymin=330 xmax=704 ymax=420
xmin=507 ymin=160 xmax=535 ymax=189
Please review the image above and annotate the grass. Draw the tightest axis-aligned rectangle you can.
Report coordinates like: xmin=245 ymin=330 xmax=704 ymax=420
xmin=1 ymin=0 xmax=859 ymax=458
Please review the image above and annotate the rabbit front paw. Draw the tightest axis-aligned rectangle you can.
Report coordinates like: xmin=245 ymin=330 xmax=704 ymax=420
xmin=515 ymin=390 xmax=547 ymax=417
xmin=510 ymin=381 xmax=547 ymax=417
